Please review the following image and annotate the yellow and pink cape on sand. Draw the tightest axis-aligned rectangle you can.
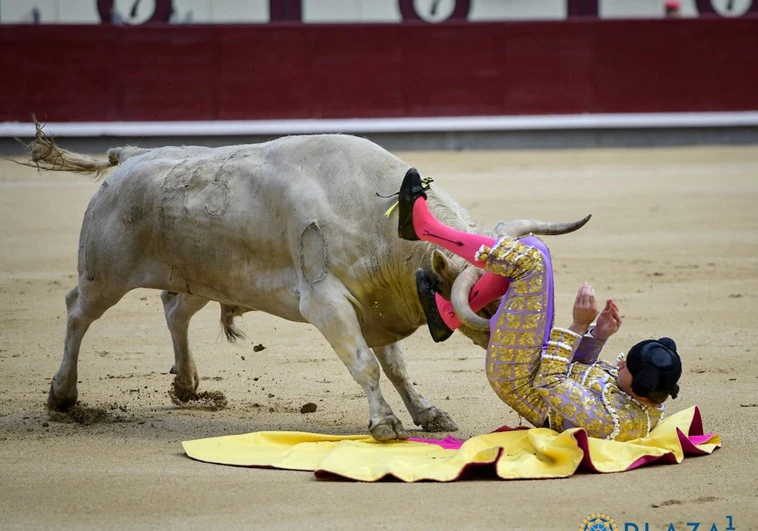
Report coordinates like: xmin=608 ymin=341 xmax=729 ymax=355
xmin=182 ymin=406 xmax=719 ymax=482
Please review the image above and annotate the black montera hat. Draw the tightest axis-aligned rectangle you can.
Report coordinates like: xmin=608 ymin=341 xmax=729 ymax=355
xmin=626 ymin=337 xmax=682 ymax=399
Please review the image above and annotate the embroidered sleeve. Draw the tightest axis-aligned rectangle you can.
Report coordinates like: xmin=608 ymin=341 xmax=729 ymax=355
xmin=543 ymin=327 xmax=582 ymax=363
xmin=534 ymin=328 xmax=615 ymax=439
xmin=475 ymin=237 xmax=545 ymax=281
xmin=570 ymin=328 xmax=606 ymax=365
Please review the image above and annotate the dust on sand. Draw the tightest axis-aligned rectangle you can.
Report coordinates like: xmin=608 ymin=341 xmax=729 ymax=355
xmin=47 ymin=403 xmax=128 ymax=425
xmin=1 ymin=147 xmax=757 ymax=529
xmin=168 ymin=384 xmax=228 ymax=411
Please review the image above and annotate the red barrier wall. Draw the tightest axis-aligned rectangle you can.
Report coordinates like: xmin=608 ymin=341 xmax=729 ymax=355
xmin=1 ymin=18 xmax=757 ymax=122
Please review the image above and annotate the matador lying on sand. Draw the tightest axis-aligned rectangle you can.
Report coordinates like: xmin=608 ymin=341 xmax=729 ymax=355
xmin=396 ymin=169 xmax=682 ymax=442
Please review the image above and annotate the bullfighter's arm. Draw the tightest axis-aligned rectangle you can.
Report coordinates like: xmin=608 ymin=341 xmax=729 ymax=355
xmin=570 ymin=327 xmax=606 ymax=364
xmin=533 ymin=327 xmax=619 ymax=439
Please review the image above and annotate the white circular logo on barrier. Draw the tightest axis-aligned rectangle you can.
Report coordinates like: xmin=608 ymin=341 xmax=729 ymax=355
xmin=413 ymin=0 xmax=458 ymax=22
xmin=709 ymin=0 xmax=754 ymax=16
xmin=113 ymin=0 xmax=157 ymax=24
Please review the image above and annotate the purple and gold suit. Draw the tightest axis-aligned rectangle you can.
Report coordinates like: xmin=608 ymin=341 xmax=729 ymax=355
xmin=478 ymin=235 xmax=664 ymax=442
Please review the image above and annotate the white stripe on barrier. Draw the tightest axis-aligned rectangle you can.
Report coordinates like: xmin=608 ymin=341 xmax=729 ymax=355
xmin=2 ymin=112 xmax=758 ymax=137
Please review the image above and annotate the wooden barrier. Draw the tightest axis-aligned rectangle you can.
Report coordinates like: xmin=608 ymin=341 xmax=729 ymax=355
xmin=1 ymin=18 xmax=756 ymax=122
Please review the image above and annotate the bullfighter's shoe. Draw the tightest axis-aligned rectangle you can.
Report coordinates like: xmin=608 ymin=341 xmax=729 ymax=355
xmin=416 ymin=269 xmax=453 ymax=343
xmin=397 ymin=168 xmax=432 ymax=241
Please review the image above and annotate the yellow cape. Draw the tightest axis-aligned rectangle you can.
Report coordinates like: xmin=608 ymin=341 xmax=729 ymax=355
xmin=182 ymin=406 xmax=719 ymax=482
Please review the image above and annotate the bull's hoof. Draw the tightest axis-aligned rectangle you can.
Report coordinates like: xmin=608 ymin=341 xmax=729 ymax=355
xmin=47 ymin=381 xmax=78 ymax=412
xmin=369 ymin=417 xmax=408 ymax=442
xmin=169 ymin=380 xmax=199 ymax=403
xmin=171 ymin=366 xmax=199 ymax=397
xmin=416 ymin=407 xmax=458 ymax=432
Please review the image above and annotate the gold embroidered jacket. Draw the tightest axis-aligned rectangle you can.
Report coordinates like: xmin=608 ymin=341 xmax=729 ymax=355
xmin=534 ymin=328 xmax=664 ymax=441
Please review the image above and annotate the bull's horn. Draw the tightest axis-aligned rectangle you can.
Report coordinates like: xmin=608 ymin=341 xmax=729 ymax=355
xmin=450 ymin=266 xmax=491 ymax=331
xmin=494 ymin=215 xmax=592 ymax=238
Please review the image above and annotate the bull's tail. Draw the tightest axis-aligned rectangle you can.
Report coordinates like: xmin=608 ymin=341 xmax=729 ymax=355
xmin=17 ymin=119 xmax=117 ymax=179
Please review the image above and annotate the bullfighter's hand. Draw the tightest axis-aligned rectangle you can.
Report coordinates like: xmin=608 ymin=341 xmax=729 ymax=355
xmin=593 ymin=299 xmax=622 ymax=341
xmin=570 ymin=282 xmax=599 ymax=335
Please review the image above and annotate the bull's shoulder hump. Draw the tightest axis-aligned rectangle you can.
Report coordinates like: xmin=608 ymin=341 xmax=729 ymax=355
xmin=263 ymin=134 xmax=398 ymax=158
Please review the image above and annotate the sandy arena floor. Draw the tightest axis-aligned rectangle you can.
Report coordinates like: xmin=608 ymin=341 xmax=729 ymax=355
xmin=1 ymin=145 xmax=756 ymax=530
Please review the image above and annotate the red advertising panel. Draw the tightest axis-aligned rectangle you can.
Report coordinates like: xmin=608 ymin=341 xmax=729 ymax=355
xmin=1 ymin=18 xmax=756 ymax=122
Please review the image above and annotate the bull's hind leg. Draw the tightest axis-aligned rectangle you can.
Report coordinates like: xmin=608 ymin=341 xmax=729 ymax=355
xmin=160 ymin=291 xmax=210 ymax=398
xmin=299 ymin=279 xmax=407 ymax=441
xmin=49 ymin=281 xmax=127 ymax=410
xmin=373 ymin=343 xmax=458 ymax=432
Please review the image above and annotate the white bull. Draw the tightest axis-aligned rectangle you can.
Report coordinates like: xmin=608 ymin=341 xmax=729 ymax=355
xmin=27 ymin=127 xmax=589 ymax=440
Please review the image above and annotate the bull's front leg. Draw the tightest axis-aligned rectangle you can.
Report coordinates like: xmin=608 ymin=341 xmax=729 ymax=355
xmin=299 ymin=281 xmax=407 ymax=441
xmin=373 ymin=343 xmax=458 ymax=432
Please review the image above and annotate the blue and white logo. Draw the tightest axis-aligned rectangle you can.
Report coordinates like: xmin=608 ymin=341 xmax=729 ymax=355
xmin=580 ymin=513 xmax=619 ymax=531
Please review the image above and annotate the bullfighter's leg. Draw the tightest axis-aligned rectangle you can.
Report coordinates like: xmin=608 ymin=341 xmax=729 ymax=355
xmin=411 ymin=198 xmax=496 ymax=267
xmin=299 ymin=276 xmax=407 ymax=441
xmin=422 ymin=271 xmax=510 ymax=333
xmin=373 ymin=343 xmax=458 ymax=432
xmin=48 ymin=281 xmax=127 ymax=411
xmin=413 ymin=204 xmax=510 ymax=340
xmin=161 ymin=291 xmax=210 ymax=398
xmin=480 ymin=235 xmax=554 ymax=427
xmin=398 ymin=168 xmax=496 ymax=267
xmin=400 ymin=169 xmax=510 ymax=339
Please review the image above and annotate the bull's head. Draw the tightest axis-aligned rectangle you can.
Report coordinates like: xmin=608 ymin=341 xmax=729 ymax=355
xmin=428 ymin=215 xmax=591 ymax=348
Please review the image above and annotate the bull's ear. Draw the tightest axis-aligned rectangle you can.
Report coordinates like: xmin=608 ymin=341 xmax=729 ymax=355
xmin=431 ymin=249 xmax=450 ymax=276
xmin=491 ymin=221 xmax=512 ymax=239
xmin=430 ymin=250 xmax=455 ymax=299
